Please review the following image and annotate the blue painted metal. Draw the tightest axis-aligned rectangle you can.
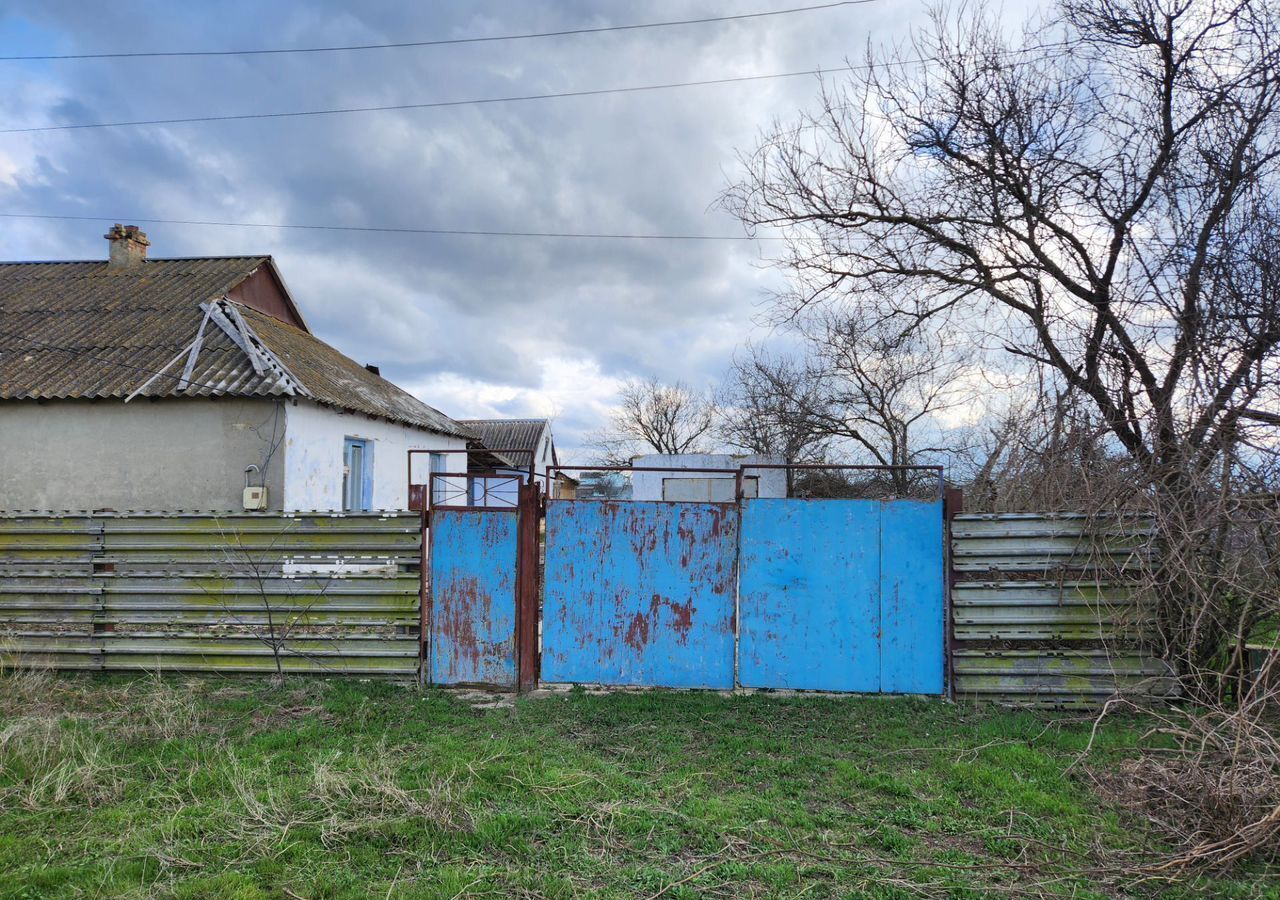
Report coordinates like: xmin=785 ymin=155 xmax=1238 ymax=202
xmin=737 ymin=498 xmax=944 ymax=694
xmin=880 ymin=500 xmax=945 ymax=693
xmin=428 ymin=508 xmax=518 ymax=687
xmin=738 ymin=499 xmax=882 ymax=691
xmin=541 ymin=501 xmax=737 ymax=689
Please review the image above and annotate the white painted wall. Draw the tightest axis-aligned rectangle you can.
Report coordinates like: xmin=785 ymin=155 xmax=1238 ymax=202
xmin=630 ymin=453 xmax=788 ymax=501
xmin=281 ymin=400 xmax=467 ymax=511
xmin=533 ymin=425 xmax=555 ymax=480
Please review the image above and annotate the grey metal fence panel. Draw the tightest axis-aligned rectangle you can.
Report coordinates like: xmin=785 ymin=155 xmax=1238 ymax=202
xmin=0 ymin=511 xmax=423 ymax=677
xmin=950 ymin=513 xmax=1175 ymax=707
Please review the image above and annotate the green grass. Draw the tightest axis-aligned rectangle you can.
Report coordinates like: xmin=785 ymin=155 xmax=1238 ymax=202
xmin=0 ymin=673 xmax=1274 ymax=899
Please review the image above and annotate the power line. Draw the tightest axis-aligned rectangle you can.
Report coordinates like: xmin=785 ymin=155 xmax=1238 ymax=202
xmin=0 ymin=67 xmax=850 ymax=134
xmin=0 ymin=212 xmax=776 ymax=242
xmin=0 ymin=39 xmax=1084 ymax=137
xmin=0 ymin=2 xmax=876 ymax=61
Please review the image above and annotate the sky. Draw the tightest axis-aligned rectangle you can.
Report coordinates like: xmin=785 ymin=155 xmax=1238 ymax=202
xmin=0 ymin=0 xmax=1046 ymax=459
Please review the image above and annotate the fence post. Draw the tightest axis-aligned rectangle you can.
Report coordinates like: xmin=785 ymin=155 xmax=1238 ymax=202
xmin=419 ymin=504 xmax=430 ymax=686
xmin=943 ymin=487 xmax=964 ymax=701
xmin=516 ymin=480 xmax=542 ymax=693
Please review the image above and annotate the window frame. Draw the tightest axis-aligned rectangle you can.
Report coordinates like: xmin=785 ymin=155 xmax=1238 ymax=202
xmin=342 ymin=437 xmax=374 ymax=511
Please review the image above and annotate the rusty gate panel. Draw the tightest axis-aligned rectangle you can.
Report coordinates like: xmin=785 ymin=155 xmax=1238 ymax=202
xmin=428 ymin=508 xmax=518 ymax=687
xmin=541 ymin=501 xmax=737 ymax=689
xmin=738 ymin=499 xmax=882 ymax=691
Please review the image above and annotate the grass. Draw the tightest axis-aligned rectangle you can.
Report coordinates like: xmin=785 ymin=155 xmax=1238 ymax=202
xmin=0 ymin=672 xmax=1275 ymax=899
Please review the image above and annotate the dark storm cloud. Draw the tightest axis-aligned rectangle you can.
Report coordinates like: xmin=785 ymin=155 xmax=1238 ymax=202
xmin=0 ymin=0 xmax=1045 ymax=455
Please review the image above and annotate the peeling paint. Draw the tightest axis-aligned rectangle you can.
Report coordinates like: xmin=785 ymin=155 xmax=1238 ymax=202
xmin=427 ymin=508 xmax=518 ymax=687
xmin=541 ymin=501 xmax=736 ymax=689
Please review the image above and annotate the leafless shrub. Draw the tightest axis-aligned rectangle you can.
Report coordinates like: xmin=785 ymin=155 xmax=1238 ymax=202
xmin=1087 ymin=668 xmax=1280 ymax=872
xmin=207 ymin=517 xmax=341 ymax=682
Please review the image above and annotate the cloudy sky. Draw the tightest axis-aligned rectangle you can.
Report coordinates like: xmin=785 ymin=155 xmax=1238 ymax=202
xmin=0 ymin=0 xmax=1044 ymax=458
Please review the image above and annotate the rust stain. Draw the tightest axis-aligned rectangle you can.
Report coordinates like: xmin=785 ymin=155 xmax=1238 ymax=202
xmin=623 ymin=611 xmax=651 ymax=650
xmin=438 ymin=573 xmax=483 ymax=675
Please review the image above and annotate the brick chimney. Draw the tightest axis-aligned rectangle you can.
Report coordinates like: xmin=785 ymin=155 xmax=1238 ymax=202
xmin=104 ymin=224 xmax=150 ymax=267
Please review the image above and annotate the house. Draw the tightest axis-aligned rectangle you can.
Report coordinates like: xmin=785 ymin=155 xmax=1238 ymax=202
xmin=629 ymin=453 xmax=787 ymax=501
xmin=0 ymin=225 xmax=471 ymax=512
xmin=457 ymin=418 xmax=558 ymax=479
xmin=455 ymin=417 xmax=567 ymax=505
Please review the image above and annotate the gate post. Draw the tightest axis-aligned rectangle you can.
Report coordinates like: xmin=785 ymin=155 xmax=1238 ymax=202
xmin=943 ymin=487 xmax=964 ymax=701
xmin=419 ymin=503 xmax=430 ymax=686
xmin=515 ymin=481 xmax=542 ymax=693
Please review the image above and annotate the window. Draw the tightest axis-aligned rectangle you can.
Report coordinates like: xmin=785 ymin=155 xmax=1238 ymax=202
xmin=343 ymin=438 xmax=373 ymax=511
xmin=429 ymin=452 xmax=449 ymax=507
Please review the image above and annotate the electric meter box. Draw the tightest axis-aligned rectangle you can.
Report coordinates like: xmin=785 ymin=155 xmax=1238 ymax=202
xmin=242 ymin=486 xmax=268 ymax=511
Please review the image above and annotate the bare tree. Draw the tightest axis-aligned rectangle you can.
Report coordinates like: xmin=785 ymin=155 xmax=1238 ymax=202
xmin=725 ymin=0 xmax=1280 ymax=676
xmin=807 ymin=311 xmax=970 ymax=474
xmin=721 ymin=312 xmax=970 ymax=492
xmin=209 ymin=518 xmax=338 ymax=683
xmin=718 ymin=345 xmax=830 ymax=464
xmin=589 ymin=377 xmax=717 ymax=464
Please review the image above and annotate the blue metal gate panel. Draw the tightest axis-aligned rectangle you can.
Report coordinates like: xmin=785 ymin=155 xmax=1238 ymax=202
xmin=428 ymin=508 xmax=518 ymax=687
xmin=880 ymin=499 xmax=945 ymax=694
xmin=738 ymin=499 xmax=883 ymax=691
xmin=541 ymin=501 xmax=737 ymax=689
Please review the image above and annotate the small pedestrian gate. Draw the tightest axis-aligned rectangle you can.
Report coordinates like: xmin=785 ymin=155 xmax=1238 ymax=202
xmin=424 ymin=465 xmax=946 ymax=695
xmin=425 ymin=476 xmax=539 ymax=690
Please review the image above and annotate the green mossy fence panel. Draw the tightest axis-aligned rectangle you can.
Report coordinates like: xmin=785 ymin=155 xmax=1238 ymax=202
xmin=949 ymin=513 xmax=1175 ymax=707
xmin=0 ymin=511 xmax=422 ymax=677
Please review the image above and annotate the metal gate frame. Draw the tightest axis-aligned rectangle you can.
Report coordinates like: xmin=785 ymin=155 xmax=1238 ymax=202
xmin=540 ymin=463 xmax=946 ymax=694
xmin=419 ymin=460 xmax=945 ymax=695
xmin=422 ymin=470 xmax=541 ymax=692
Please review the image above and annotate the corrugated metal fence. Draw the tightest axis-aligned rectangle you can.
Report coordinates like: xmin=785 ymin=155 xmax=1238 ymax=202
xmin=0 ymin=512 xmax=422 ymax=676
xmin=950 ymin=513 xmax=1176 ymax=706
xmin=2 ymin=507 xmax=1181 ymax=705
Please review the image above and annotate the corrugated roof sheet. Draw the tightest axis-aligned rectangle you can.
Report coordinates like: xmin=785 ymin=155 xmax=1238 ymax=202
xmin=242 ymin=308 xmax=468 ymax=437
xmin=457 ymin=418 xmax=549 ymax=453
xmin=0 ymin=258 xmax=469 ymax=437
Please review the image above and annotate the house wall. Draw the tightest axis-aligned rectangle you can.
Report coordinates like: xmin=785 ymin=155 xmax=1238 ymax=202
xmin=630 ymin=453 xmax=788 ymax=501
xmin=281 ymin=400 xmax=466 ymax=511
xmin=533 ymin=426 xmax=554 ymax=480
xmin=0 ymin=397 xmax=286 ymax=511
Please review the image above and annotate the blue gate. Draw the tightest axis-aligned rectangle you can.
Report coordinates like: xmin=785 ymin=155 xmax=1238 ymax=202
xmin=541 ymin=500 xmax=738 ymax=689
xmin=428 ymin=507 xmax=519 ymax=687
xmin=737 ymin=498 xmax=944 ymax=694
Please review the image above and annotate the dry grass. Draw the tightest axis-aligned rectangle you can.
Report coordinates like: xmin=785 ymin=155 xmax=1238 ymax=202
xmin=311 ymin=745 xmax=475 ymax=844
xmin=1086 ymin=681 xmax=1280 ymax=875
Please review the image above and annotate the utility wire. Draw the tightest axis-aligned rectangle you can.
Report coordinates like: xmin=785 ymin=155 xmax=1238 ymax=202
xmin=0 ymin=67 xmax=849 ymax=134
xmin=0 ymin=1 xmax=876 ymax=61
xmin=0 ymin=212 xmax=775 ymax=241
xmin=0 ymin=39 xmax=1083 ymax=136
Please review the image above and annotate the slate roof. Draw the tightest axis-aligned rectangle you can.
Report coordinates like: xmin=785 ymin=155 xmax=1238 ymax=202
xmin=457 ymin=418 xmax=550 ymax=454
xmin=0 ymin=257 xmax=470 ymax=437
